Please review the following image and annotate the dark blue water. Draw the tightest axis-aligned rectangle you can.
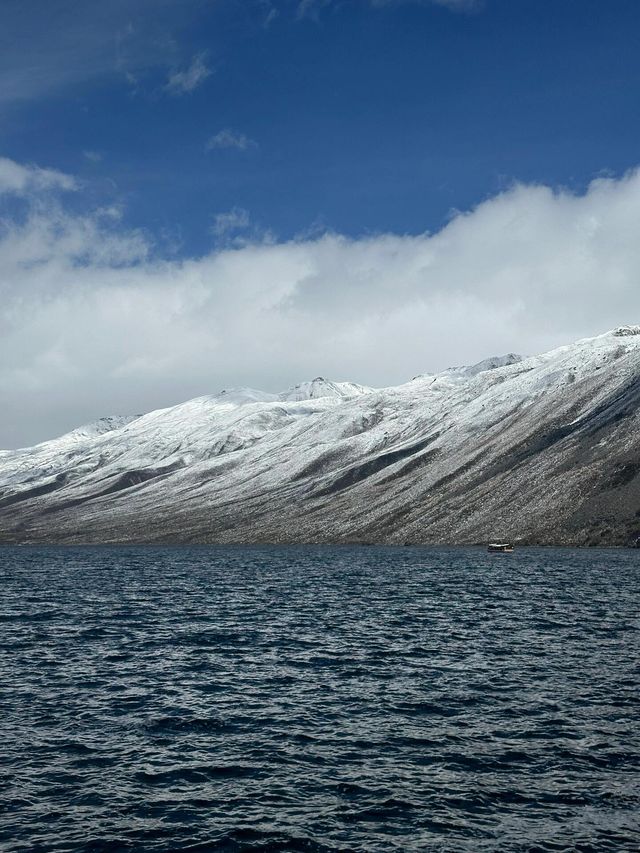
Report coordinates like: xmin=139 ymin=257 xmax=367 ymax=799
xmin=1 ymin=546 xmax=639 ymax=852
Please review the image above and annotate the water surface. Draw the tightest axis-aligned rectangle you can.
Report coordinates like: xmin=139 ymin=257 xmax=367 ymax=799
xmin=1 ymin=546 xmax=639 ymax=851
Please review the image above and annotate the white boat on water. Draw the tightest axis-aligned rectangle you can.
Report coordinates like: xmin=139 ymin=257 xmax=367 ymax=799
xmin=488 ymin=542 xmax=514 ymax=553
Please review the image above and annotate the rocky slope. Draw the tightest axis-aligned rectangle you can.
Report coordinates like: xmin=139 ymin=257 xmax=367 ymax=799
xmin=2 ymin=327 xmax=640 ymax=545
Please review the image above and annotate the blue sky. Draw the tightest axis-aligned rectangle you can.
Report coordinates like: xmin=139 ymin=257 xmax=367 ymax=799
xmin=2 ymin=0 xmax=640 ymax=255
xmin=3 ymin=0 xmax=640 ymax=446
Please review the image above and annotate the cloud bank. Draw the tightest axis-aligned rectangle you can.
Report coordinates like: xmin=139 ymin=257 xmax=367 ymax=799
xmin=2 ymin=156 xmax=640 ymax=447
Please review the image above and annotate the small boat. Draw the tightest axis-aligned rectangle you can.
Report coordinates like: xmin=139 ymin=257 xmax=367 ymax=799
xmin=488 ymin=542 xmax=514 ymax=553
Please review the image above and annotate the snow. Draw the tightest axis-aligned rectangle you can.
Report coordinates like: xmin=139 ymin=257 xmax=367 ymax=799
xmin=214 ymin=388 xmax=278 ymax=405
xmin=443 ymin=353 xmax=524 ymax=378
xmin=1 ymin=326 xmax=640 ymax=541
xmin=63 ymin=415 xmax=142 ymax=441
xmin=613 ymin=325 xmax=640 ymax=337
xmin=279 ymin=377 xmax=373 ymax=402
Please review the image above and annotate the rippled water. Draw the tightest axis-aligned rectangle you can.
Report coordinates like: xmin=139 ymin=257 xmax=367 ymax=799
xmin=2 ymin=546 xmax=640 ymax=852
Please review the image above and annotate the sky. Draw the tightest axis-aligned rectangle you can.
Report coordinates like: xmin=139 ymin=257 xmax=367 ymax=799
xmin=2 ymin=0 xmax=640 ymax=447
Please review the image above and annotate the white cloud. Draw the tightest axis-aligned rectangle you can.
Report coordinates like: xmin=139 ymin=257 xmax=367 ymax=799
xmin=3 ymin=160 xmax=640 ymax=447
xmin=83 ymin=150 xmax=103 ymax=163
xmin=206 ymin=128 xmax=258 ymax=152
xmin=0 ymin=157 xmax=77 ymax=195
xmin=165 ymin=52 xmax=211 ymax=95
xmin=211 ymin=207 xmax=251 ymax=240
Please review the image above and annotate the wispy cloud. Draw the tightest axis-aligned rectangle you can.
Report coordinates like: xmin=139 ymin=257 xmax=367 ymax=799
xmin=205 ymin=128 xmax=258 ymax=152
xmin=165 ymin=52 xmax=211 ymax=95
xmin=0 ymin=0 xmax=206 ymax=107
xmin=296 ymin=0 xmax=332 ymax=21
xmin=257 ymin=0 xmax=279 ymax=27
xmin=400 ymin=0 xmax=481 ymax=9
xmin=83 ymin=150 xmax=103 ymax=164
xmin=0 ymin=156 xmax=77 ymax=196
xmin=437 ymin=0 xmax=480 ymax=8
xmin=0 ymin=0 xmax=481 ymax=109
xmin=211 ymin=207 xmax=251 ymax=239
xmin=299 ymin=0 xmax=481 ymax=18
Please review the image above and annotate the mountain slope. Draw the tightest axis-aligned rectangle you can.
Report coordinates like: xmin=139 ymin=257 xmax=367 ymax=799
xmin=2 ymin=327 xmax=640 ymax=545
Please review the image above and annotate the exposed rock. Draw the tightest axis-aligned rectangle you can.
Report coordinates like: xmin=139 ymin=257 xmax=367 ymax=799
xmin=1 ymin=328 xmax=640 ymax=546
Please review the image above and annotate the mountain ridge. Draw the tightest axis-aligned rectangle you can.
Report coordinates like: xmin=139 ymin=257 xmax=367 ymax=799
xmin=2 ymin=326 xmax=640 ymax=546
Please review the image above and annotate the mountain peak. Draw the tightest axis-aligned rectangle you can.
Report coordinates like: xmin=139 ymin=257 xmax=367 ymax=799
xmin=65 ymin=415 xmax=141 ymax=442
xmin=279 ymin=378 xmax=373 ymax=402
xmin=444 ymin=353 xmax=524 ymax=378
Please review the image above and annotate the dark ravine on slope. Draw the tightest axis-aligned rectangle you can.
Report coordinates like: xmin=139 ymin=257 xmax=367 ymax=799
xmin=2 ymin=327 xmax=640 ymax=546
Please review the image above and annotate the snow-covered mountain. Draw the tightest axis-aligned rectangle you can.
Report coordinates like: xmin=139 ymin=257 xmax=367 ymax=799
xmin=2 ymin=327 xmax=640 ymax=545
xmin=279 ymin=378 xmax=373 ymax=402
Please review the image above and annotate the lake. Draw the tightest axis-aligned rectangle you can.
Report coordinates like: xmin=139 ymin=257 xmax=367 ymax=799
xmin=1 ymin=545 xmax=639 ymax=851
